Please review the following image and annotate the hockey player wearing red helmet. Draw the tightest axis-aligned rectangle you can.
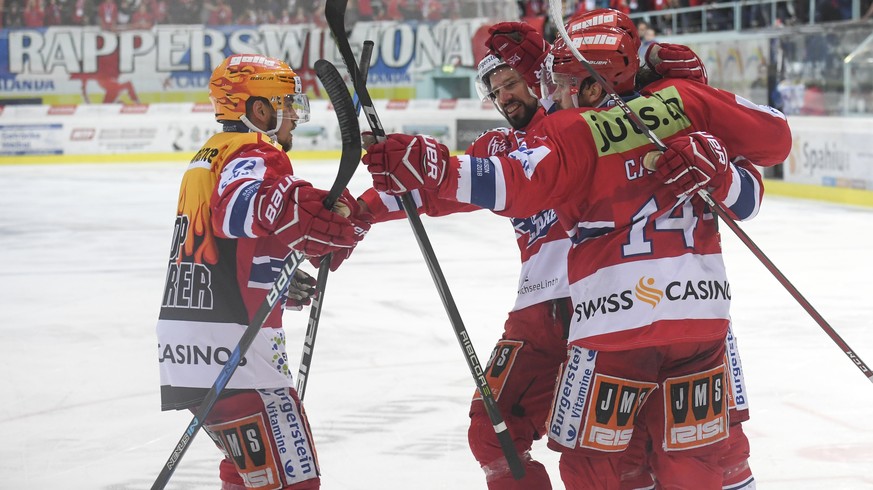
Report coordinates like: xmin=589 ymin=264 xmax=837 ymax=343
xmin=485 ymin=8 xmax=707 ymax=94
xmin=156 ymin=54 xmax=370 ymax=490
xmin=495 ymin=15 xmax=755 ymax=489
xmin=363 ymin=17 xmax=790 ymax=488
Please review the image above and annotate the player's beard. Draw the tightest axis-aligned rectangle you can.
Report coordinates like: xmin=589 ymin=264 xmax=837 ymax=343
xmin=503 ymin=97 xmax=538 ymax=131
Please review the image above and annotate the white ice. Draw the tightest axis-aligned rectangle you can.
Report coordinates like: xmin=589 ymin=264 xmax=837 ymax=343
xmin=1 ymin=160 xmax=872 ymax=489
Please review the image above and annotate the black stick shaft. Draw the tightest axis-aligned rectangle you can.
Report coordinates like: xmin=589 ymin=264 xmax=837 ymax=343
xmin=297 ymin=50 xmax=373 ymax=400
xmin=325 ymin=0 xmax=526 ymax=479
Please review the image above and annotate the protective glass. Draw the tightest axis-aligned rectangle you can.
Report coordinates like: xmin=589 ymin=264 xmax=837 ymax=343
xmin=540 ymin=54 xmax=583 ymax=110
xmin=475 ymin=66 xmax=525 ymax=102
xmin=272 ymin=93 xmax=310 ymax=124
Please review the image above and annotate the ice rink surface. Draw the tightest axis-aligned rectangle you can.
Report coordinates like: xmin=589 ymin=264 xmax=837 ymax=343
xmin=2 ymin=160 xmax=873 ymax=489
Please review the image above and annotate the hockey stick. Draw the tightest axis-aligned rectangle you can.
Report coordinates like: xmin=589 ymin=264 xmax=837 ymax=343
xmin=325 ymin=0 xmax=526 ymax=480
xmin=352 ymin=40 xmax=374 ymax=113
xmin=547 ymin=0 xmax=873 ymax=384
xmin=297 ymin=46 xmax=372 ymax=401
xmin=150 ymin=59 xmax=363 ymax=490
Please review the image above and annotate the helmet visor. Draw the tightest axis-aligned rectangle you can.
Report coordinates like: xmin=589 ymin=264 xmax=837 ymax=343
xmin=273 ymin=93 xmax=310 ymax=124
xmin=476 ymin=66 xmax=524 ymax=102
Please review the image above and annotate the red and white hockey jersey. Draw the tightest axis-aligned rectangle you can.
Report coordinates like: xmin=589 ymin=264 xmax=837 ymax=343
xmin=432 ymin=78 xmax=789 ymax=351
xmin=360 ymin=109 xmax=572 ymax=312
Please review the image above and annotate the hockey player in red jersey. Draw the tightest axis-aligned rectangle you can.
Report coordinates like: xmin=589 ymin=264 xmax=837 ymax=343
xmin=156 ymin=54 xmax=369 ymax=490
xmin=358 ymin=53 xmax=567 ymax=489
xmin=363 ymin=24 xmax=790 ymax=488
xmin=488 ymin=14 xmax=757 ymax=489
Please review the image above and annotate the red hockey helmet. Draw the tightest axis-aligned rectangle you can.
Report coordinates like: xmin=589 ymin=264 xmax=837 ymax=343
xmin=565 ymin=8 xmax=641 ymax=53
xmin=547 ymin=25 xmax=639 ymax=98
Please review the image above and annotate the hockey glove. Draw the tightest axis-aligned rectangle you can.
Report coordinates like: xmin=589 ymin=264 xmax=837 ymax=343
xmin=362 ymin=134 xmax=449 ymax=195
xmin=655 ymin=131 xmax=730 ymax=200
xmin=284 ymin=269 xmax=317 ymax=311
xmin=485 ymin=22 xmax=551 ymax=87
xmin=264 ymin=179 xmax=361 ymax=257
xmin=646 ymin=43 xmax=708 ymax=85
xmin=308 ymin=189 xmax=372 ymax=272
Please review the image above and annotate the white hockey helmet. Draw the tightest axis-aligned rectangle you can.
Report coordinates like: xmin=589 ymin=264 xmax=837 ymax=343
xmin=475 ymin=54 xmax=516 ymax=102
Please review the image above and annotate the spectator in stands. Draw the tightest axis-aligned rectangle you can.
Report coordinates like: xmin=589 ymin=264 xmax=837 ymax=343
xmin=205 ymin=0 xmax=232 ymax=24
xmin=23 ymin=0 xmax=45 ymax=25
xmin=116 ymin=0 xmax=135 ymax=29
xmin=45 ymin=0 xmax=63 ymax=24
xmin=130 ymin=0 xmax=153 ymax=27
xmin=167 ymin=0 xmax=197 ymax=23
xmin=637 ymin=19 xmax=656 ymax=60
xmin=357 ymin=0 xmax=373 ymax=20
xmin=235 ymin=5 xmax=254 ymax=22
xmin=69 ymin=0 xmax=88 ymax=24
xmin=150 ymin=0 xmax=167 ymax=23
xmin=97 ymin=0 xmax=116 ymax=29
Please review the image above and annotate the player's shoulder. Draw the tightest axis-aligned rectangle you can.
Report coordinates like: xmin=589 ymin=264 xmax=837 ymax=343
xmin=640 ymin=77 xmax=710 ymax=98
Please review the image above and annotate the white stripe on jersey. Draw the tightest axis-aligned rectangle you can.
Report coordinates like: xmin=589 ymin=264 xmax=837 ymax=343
xmin=456 ymin=155 xmax=507 ymax=211
xmin=734 ymin=94 xmax=786 ymax=120
xmin=221 ymin=181 xmax=257 ymax=238
xmin=568 ymin=252 xmax=730 ymax=342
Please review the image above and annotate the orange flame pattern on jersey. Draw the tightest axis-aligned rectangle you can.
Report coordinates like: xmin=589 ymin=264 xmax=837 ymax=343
xmin=177 ymin=166 xmax=220 ymax=265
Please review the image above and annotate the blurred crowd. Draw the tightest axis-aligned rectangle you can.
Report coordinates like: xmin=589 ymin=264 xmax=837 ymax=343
xmin=1 ymin=0 xmax=869 ymax=29
xmin=0 ymin=0 xmax=464 ymax=29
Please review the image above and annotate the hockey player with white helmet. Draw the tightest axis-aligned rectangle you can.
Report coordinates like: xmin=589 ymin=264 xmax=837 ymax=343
xmin=364 ymin=16 xmax=790 ymax=488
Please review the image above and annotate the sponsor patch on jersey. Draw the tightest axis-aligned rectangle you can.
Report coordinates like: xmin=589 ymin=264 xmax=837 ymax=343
xmin=206 ymin=412 xmax=282 ymax=490
xmin=548 ymin=346 xmax=597 ymax=448
xmin=579 ymin=374 xmax=656 ymax=452
xmin=512 ymin=208 xmax=558 ymax=246
xmin=258 ymin=388 xmax=320 ymax=485
xmin=724 ymin=327 xmax=749 ymax=412
xmin=473 ymin=340 xmax=524 ymax=402
xmin=663 ymin=364 xmax=729 ymax=451
xmin=584 ymin=86 xmax=692 ymax=157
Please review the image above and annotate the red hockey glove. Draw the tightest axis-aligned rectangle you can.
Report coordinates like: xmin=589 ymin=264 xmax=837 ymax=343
xmin=308 ymin=189 xmax=372 ymax=271
xmin=264 ymin=179 xmax=361 ymax=257
xmin=485 ymin=22 xmax=551 ymax=87
xmin=284 ymin=269 xmax=317 ymax=311
xmin=646 ymin=43 xmax=708 ymax=85
xmin=362 ymin=134 xmax=449 ymax=195
xmin=655 ymin=131 xmax=730 ymax=200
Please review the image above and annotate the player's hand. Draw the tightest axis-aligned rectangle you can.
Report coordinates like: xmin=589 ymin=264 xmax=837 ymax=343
xmin=655 ymin=131 xmax=730 ymax=199
xmin=308 ymin=190 xmax=372 ymax=271
xmin=361 ymin=131 xmax=377 ymax=150
xmin=362 ymin=134 xmax=449 ymax=195
xmin=646 ymin=43 xmax=708 ymax=85
xmin=271 ymin=183 xmax=361 ymax=257
xmin=284 ymin=269 xmax=317 ymax=311
xmin=485 ymin=22 xmax=550 ymax=86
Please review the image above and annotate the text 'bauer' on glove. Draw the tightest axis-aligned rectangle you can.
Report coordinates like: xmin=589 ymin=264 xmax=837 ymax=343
xmin=256 ymin=176 xmax=361 ymax=257
xmin=362 ymin=134 xmax=450 ymax=195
